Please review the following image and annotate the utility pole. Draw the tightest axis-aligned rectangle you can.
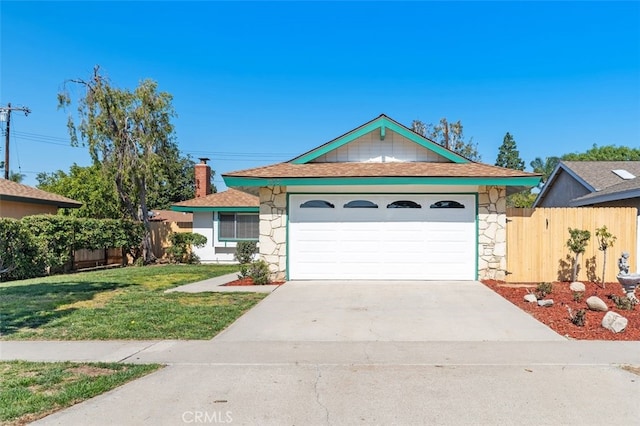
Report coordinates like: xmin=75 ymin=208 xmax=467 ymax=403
xmin=0 ymin=103 xmax=31 ymax=180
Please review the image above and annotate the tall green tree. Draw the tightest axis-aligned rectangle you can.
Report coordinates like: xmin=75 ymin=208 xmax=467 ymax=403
xmin=412 ymin=118 xmax=481 ymax=161
xmin=562 ymin=144 xmax=640 ymax=161
xmin=530 ymin=156 xmax=560 ymax=183
xmin=495 ymin=132 xmax=525 ymax=170
xmin=36 ymin=163 xmax=122 ymax=218
xmin=58 ymin=66 xmax=182 ymax=262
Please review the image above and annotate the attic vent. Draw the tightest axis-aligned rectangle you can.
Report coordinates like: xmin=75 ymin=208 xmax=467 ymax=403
xmin=612 ymin=169 xmax=636 ymax=180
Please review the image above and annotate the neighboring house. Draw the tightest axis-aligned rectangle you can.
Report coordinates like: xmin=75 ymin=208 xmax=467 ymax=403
xmin=148 ymin=209 xmax=193 ymax=259
xmin=172 ymin=159 xmax=259 ymax=263
xmin=0 ymin=178 xmax=81 ymax=218
xmin=533 ymin=161 xmax=640 ymax=212
xmin=219 ymin=114 xmax=541 ymax=281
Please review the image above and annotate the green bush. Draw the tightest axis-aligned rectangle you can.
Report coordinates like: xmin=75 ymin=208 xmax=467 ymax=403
xmin=238 ymin=259 xmax=271 ymax=285
xmin=607 ymin=294 xmax=637 ymax=311
xmin=569 ymin=308 xmax=586 ymax=327
xmin=535 ymin=282 xmax=553 ymax=299
xmin=235 ymin=241 xmax=258 ymax=264
xmin=0 ymin=218 xmax=46 ymax=281
xmin=21 ymin=215 xmax=77 ymax=273
xmin=166 ymin=232 xmax=207 ymax=264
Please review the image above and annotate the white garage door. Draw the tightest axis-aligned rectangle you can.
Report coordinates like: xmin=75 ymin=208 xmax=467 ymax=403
xmin=288 ymin=194 xmax=477 ymax=280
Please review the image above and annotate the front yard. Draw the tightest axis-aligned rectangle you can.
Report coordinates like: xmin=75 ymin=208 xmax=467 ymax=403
xmin=0 ymin=264 xmax=266 ymax=340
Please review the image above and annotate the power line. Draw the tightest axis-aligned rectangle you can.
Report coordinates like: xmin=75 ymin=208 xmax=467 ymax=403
xmin=0 ymin=103 xmax=31 ymax=179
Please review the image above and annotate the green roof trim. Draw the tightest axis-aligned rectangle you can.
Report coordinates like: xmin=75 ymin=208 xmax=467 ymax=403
xmin=171 ymin=206 xmax=259 ymax=213
xmin=290 ymin=116 xmax=469 ymax=164
xmin=224 ymin=176 xmax=542 ymax=187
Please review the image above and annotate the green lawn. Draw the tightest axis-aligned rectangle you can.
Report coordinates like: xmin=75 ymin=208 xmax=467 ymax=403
xmin=0 ymin=264 xmax=266 ymax=340
xmin=0 ymin=360 xmax=161 ymax=425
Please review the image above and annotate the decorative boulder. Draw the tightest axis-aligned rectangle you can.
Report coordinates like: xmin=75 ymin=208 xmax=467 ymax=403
xmin=601 ymin=311 xmax=628 ymax=333
xmin=569 ymin=282 xmax=585 ymax=292
xmin=586 ymin=296 xmax=608 ymax=312
xmin=537 ymin=299 xmax=553 ymax=307
xmin=524 ymin=294 xmax=538 ymax=303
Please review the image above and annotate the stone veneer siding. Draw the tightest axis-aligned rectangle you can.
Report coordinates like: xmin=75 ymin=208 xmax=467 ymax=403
xmin=478 ymin=185 xmax=507 ymax=281
xmin=259 ymin=186 xmax=287 ymax=281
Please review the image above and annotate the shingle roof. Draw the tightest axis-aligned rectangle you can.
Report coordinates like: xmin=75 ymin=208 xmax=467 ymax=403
xmin=149 ymin=209 xmax=193 ymax=222
xmin=223 ymin=162 xmax=539 ymax=179
xmin=0 ymin=179 xmax=82 ymax=208
xmin=172 ymin=188 xmax=259 ymax=208
xmin=561 ymin=161 xmax=640 ymax=191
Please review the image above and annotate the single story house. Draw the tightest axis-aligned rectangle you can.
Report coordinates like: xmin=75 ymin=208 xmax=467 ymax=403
xmin=533 ymin=160 xmax=640 ymax=212
xmin=215 ymin=114 xmax=541 ymax=281
xmin=0 ymin=178 xmax=81 ymax=218
xmin=172 ymin=159 xmax=259 ymax=263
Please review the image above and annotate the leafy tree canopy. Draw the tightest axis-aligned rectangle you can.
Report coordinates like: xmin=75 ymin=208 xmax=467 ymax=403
xmin=495 ymin=132 xmax=524 ymax=170
xmin=561 ymin=144 xmax=640 ymax=161
xmin=411 ymin=118 xmax=481 ymax=162
xmin=57 ymin=65 xmax=195 ymax=262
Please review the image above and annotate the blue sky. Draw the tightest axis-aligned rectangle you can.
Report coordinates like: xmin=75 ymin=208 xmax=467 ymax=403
xmin=1 ymin=1 xmax=639 ymax=189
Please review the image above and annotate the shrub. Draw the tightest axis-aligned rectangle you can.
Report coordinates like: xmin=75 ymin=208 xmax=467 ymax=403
xmin=166 ymin=232 xmax=207 ymax=264
xmin=535 ymin=282 xmax=553 ymax=299
xmin=566 ymin=228 xmax=591 ymax=282
xmin=0 ymin=218 xmax=46 ymax=281
xmin=607 ymin=294 xmax=637 ymax=311
xmin=238 ymin=259 xmax=271 ymax=285
xmin=235 ymin=241 xmax=258 ymax=264
xmin=572 ymin=291 xmax=584 ymax=302
xmin=568 ymin=308 xmax=586 ymax=327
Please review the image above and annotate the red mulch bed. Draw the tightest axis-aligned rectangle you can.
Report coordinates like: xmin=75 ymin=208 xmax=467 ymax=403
xmin=482 ymin=280 xmax=639 ymax=341
xmin=223 ymin=277 xmax=285 ymax=286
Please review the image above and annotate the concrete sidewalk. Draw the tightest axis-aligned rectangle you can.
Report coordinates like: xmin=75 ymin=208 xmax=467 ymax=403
xmin=164 ymin=272 xmax=280 ymax=293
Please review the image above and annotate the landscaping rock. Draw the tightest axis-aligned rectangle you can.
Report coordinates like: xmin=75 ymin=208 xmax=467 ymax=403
xmin=586 ymin=296 xmax=608 ymax=312
xmin=524 ymin=294 xmax=538 ymax=303
xmin=601 ymin=311 xmax=628 ymax=333
xmin=570 ymin=282 xmax=585 ymax=292
xmin=537 ymin=299 xmax=553 ymax=307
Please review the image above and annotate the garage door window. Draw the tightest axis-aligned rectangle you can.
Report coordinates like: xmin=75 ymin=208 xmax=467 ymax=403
xmin=387 ymin=200 xmax=421 ymax=209
xmin=219 ymin=213 xmax=259 ymax=241
xmin=430 ymin=200 xmax=465 ymax=209
xmin=344 ymin=200 xmax=378 ymax=208
xmin=300 ymin=200 xmax=335 ymax=208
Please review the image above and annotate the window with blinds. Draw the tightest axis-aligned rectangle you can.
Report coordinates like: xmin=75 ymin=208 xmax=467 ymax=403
xmin=219 ymin=213 xmax=259 ymax=240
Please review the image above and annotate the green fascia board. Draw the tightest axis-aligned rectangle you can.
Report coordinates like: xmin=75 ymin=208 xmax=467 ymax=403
xmin=224 ymin=176 xmax=542 ymax=188
xmin=171 ymin=206 xmax=259 ymax=213
xmin=290 ymin=117 xmax=469 ymax=164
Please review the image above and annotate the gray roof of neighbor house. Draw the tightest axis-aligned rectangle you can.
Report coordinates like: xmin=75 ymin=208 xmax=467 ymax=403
xmin=0 ymin=179 xmax=82 ymax=208
xmin=534 ymin=161 xmax=640 ymax=207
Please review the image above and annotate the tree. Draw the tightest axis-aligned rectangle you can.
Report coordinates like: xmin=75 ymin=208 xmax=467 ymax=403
xmin=412 ymin=118 xmax=481 ymax=161
xmin=506 ymin=191 xmax=537 ymax=208
xmin=562 ymin=144 xmax=640 ymax=161
xmin=595 ymin=226 xmax=616 ymax=288
xmin=530 ymin=156 xmax=560 ymax=184
xmin=58 ymin=66 xmax=181 ymax=263
xmin=495 ymin=132 xmax=524 ymax=170
xmin=566 ymin=228 xmax=591 ymax=282
xmin=37 ymin=163 xmax=122 ymax=218
xmin=8 ymin=171 xmax=25 ymax=183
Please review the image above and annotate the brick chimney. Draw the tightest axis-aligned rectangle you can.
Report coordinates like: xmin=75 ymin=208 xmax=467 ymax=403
xmin=195 ymin=158 xmax=211 ymax=198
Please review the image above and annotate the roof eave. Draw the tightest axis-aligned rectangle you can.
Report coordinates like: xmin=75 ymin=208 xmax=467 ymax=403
xmin=224 ymin=175 xmax=542 ymax=188
xmin=171 ymin=205 xmax=259 ymax=213
xmin=569 ymin=188 xmax=640 ymax=207
xmin=0 ymin=194 xmax=82 ymax=209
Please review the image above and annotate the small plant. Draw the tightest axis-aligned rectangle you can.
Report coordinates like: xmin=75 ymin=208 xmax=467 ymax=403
xmin=568 ymin=307 xmax=586 ymax=327
xmin=535 ymin=282 xmax=553 ymax=299
xmin=566 ymin=228 xmax=591 ymax=282
xmin=595 ymin=226 xmax=616 ymax=288
xmin=238 ymin=259 xmax=271 ymax=285
xmin=235 ymin=241 xmax=258 ymax=264
xmin=607 ymin=294 xmax=637 ymax=311
xmin=572 ymin=291 xmax=584 ymax=302
xmin=166 ymin=232 xmax=207 ymax=264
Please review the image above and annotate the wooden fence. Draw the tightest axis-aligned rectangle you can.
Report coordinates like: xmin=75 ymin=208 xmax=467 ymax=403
xmin=506 ymin=207 xmax=638 ymax=283
xmin=149 ymin=220 xmax=192 ymax=259
xmin=73 ymin=248 xmax=123 ymax=270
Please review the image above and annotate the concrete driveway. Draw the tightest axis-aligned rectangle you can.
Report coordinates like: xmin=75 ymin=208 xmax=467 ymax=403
xmin=215 ymin=280 xmax=564 ymax=342
xmin=27 ymin=280 xmax=640 ymax=425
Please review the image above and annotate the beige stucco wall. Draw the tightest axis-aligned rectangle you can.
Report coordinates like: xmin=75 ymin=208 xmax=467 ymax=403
xmin=259 ymin=186 xmax=287 ymax=281
xmin=478 ymin=186 xmax=507 ymax=281
xmin=0 ymin=200 xmax=57 ymax=219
